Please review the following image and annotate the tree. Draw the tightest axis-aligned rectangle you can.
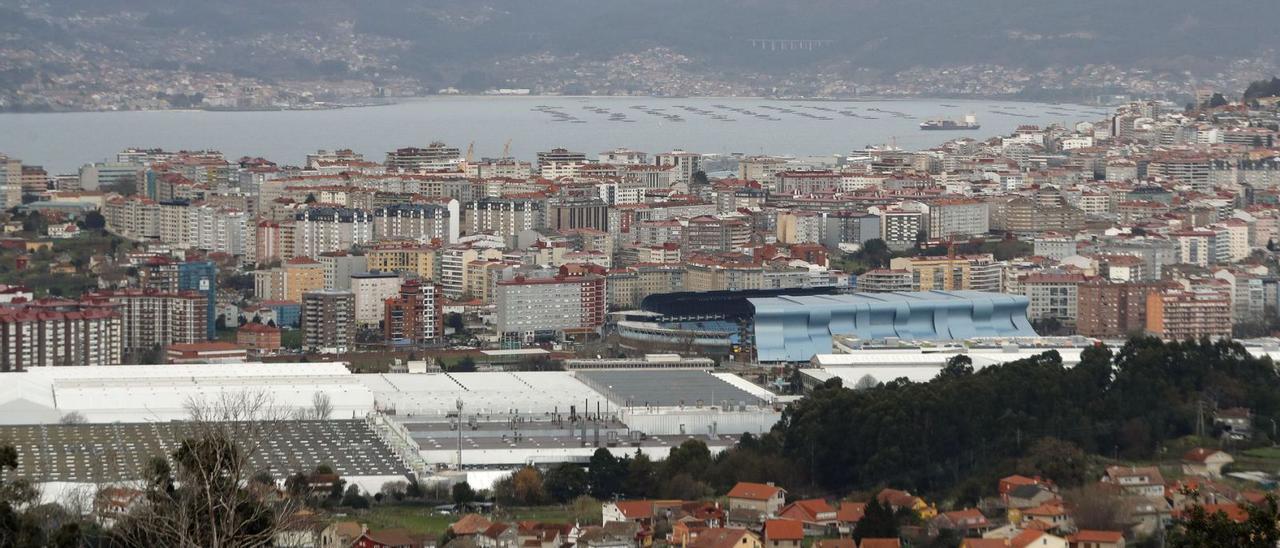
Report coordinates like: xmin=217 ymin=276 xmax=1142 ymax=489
xmin=1206 ymin=93 xmax=1229 ymax=108
xmin=452 ymin=481 xmax=476 ymax=506
xmin=108 ymin=393 xmax=304 ymax=547
xmin=304 ymin=193 xmax=317 ymax=204
xmin=445 ymin=313 xmax=466 ymax=333
xmin=938 ymin=354 xmax=973 ymax=379
xmin=1064 ymin=484 xmax=1130 ymax=531
xmin=511 ymin=466 xmax=546 ymax=505
xmin=341 ymin=484 xmax=369 ymax=509
xmin=570 ymin=495 xmax=601 ymax=525
xmin=587 ymin=448 xmax=624 ymax=499
xmin=664 ymin=439 xmax=712 ymax=478
xmin=310 ymin=392 xmax=333 ymax=420
xmin=853 ymin=498 xmax=898 ymax=542
xmin=853 ymin=375 xmax=879 ymax=390
xmin=1017 ymin=437 xmax=1089 ymax=488
xmin=623 ymin=451 xmax=657 ymax=498
xmin=215 ymin=314 xmax=228 ymax=331
xmin=59 ymin=411 xmax=87 ymax=424
xmin=1169 ymin=495 xmax=1280 ymax=547
xmin=544 ymin=464 xmax=588 ymax=503
xmin=452 ymin=356 xmax=477 ymax=373
xmin=855 ymin=239 xmax=892 ymax=269
xmin=81 ymin=210 xmax=106 ymax=230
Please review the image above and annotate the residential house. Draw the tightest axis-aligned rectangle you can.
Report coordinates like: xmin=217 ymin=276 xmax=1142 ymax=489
xmin=998 ymin=475 xmax=1053 ymax=498
xmin=602 ymin=500 xmax=681 ymax=527
xmin=1066 ymin=530 xmax=1125 ymax=548
xmin=834 ymin=502 xmax=866 ymax=537
xmin=1021 ymin=503 xmax=1071 ymax=533
xmin=877 ymin=489 xmax=937 ymax=519
xmin=814 ymin=540 xmax=856 ymax=548
xmin=451 ymin=514 xmax=495 ymax=537
xmin=1181 ymin=448 xmax=1234 ymax=478
xmin=727 ymin=482 xmax=787 ymax=516
xmin=931 ymin=508 xmax=992 ymax=537
xmin=778 ymin=498 xmax=837 ymax=534
xmin=1214 ymin=408 xmax=1253 ymax=440
xmin=353 ymin=528 xmax=426 ymax=548
xmin=478 ymin=523 xmax=519 ymax=548
xmin=578 ymin=522 xmax=639 ymax=548
xmin=1005 ymin=485 xmax=1059 ymax=511
xmin=857 ymin=540 xmax=902 ymax=548
xmin=1009 ymin=530 xmax=1066 ymax=548
xmin=762 ymin=519 xmax=803 ymax=548
xmin=1102 ymin=466 xmax=1165 ymax=498
xmin=321 ymin=521 xmax=366 ymax=548
xmin=687 ymin=528 xmax=762 ymax=548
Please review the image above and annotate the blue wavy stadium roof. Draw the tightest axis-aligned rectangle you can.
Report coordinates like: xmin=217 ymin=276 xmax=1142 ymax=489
xmin=749 ymin=291 xmax=1037 ymax=362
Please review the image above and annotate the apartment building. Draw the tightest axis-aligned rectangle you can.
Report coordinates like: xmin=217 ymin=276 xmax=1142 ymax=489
xmin=301 ymin=289 xmax=355 ymax=353
xmin=383 ymin=279 xmax=443 ymax=345
xmin=889 ymin=254 xmax=1002 ymax=292
xmin=0 ymin=302 xmax=122 ymax=370
xmin=351 ymin=271 xmax=402 ymax=327
xmin=495 ymin=270 xmax=606 ymax=341
xmin=84 ymin=289 xmax=208 ymax=354
xmin=1146 ymin=288 xmax=1232 ymax=340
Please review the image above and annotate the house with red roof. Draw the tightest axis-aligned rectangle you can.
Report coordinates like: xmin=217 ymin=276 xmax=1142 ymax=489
xmin=1009 ymin=530 xmax=1066 ymax=548
xmin=727 ymin=482 xmax=787 ymax=516
xmin=762 ymin=519 xmax=803 ymax=548
xmin=777 ymin=498 xmax=837 ymax=533
xmin=931 ymin=507 xmax=992 ymax=536
xmin=1180 ymin=448 xmax=1233 ymax=478
xmin=1067 ymin=530 xmax=1124 ymax=548
xmin=687 ymin=528 xmax=761 ymax=548
xmin=834 ymin=502 xmax=866 ymax=536
xmin=858 ymin=539 xmax=902 ymax=548
xmin=353 ymin=528 xmax=427 ymax=548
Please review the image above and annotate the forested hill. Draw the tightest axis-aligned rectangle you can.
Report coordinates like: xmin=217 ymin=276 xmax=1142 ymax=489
xmin=10 ymin=0 xmax=1280 ymax=82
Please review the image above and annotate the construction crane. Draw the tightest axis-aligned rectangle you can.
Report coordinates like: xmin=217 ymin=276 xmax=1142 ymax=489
xmin=462 ymin=141 xmax=475 ymax=173
xmin=501 ymin=139 xmax=512 ymax=160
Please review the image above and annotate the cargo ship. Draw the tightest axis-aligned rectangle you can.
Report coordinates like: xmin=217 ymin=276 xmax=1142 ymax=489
xmin=920 ymin=113 xmax=980 ymax=130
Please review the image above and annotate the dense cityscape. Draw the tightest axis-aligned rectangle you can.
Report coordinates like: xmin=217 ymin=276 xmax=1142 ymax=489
xmin=9 ymin=1 xmax=1280 ymax=545
xmin=2 ymin=83 xmax=1280 ymax=546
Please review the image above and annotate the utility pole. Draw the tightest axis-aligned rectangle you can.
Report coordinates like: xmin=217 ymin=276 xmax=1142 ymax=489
xmin=456 ymin=398 xmax=464 ymax=470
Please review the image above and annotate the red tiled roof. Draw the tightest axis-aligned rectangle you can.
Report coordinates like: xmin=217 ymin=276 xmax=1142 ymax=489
xmin=763 ymin=519 xmax=803 ymax=541
xmin=1068 ymin=530 xmax=1123 ymax=543
xmin=726 ymin=482 xmax=783 ymax=501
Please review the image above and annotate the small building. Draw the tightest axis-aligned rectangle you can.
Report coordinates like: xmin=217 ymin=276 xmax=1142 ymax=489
xmin=237 ymin=322 xmax=282 ymax=353
xmin=1214 ymin=408 xmax=1253 ymax=440
xmin=1181 ymin=448 xmax=1233 ymax=478
xmin=353 ymin=528 xmax=426 ymax=548
xmin=1009 ymin=530 xmax=1066 ymax=548
xmin=762 ymin=519 xmax=803 ymax=548
xmin=1067 ymin=530 xmax=1125 ymax=548
xmin=727 ymin=482 xmax=787 ymax=516
xmin=165 ymin=341 xmax=248 ymax=364
xmin=687 ymin=528 xmax=762 ymax=548
xmin=1102 ymin=466 xmax=1165 ymax=498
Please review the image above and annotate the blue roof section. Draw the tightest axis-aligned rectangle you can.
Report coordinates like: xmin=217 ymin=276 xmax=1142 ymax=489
xmin=749 ymin=291 xmax=1038 ymax=362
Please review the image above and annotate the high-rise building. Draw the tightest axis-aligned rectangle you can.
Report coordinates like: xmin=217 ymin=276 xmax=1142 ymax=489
xmin=495 ymin=268 xmax=606 ymax=342
xmin=548 ymin=198 xmax=609 ymax=232
xmin=365 ymin=242 xmax=439 ymax=280
xmin=84 ymin=289 xmax=208 ymax=355
xmin=0 ymin=155 xmax=25 ymax=210
xmin=0 ymin=301 xmax=123 ymax=370
xmin=654 ymin=150 xmax=702 ymax=184
xmin=351 ymin=271 xmax=402 ymax=327
xmin=373 ymin=203 xmax=452 ymax=244
xmin=1077 ymin=280 xmax=1168 ymax=338
xmin=294 ymin=207 xmax=374 ymax=259
xmin=889 ymin=254 xmax=1003 ymax=293
xmin=178 ymin=261 xmax=217 ymax=340
xmin=384 ymin=143 xmax=463 ymax=172
xmin=383 ymin=279 xmax=442 ymax=345
xmin=301 ymin=290 xmax=355 ymax=353
xmin=856 ymin=269 xmax=914 ymax=293
xmin=1146 ymin=288 xmax=1232 ymax=341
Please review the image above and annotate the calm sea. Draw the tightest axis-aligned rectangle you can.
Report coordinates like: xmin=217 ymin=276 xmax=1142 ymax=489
xmin=0 ymin=96 xmax=1105 ymax=174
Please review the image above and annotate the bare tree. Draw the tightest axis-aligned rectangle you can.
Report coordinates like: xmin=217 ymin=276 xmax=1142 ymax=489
xmin=1064 ymin=484 xmax=1133 ymax=531
xmin=854 ymin=374 xmax=879 ymax=390
xmin=310 ymin=392 xmax=333 ymax=421
xmin=107 ymin=391 xmax=305 ymax=548
xmin=59 ymin=411 xmax=88 ymax=424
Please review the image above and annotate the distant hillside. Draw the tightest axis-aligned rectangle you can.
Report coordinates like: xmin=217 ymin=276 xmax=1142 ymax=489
xmin=7 ymin=0 xmax=1280 ymax=93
